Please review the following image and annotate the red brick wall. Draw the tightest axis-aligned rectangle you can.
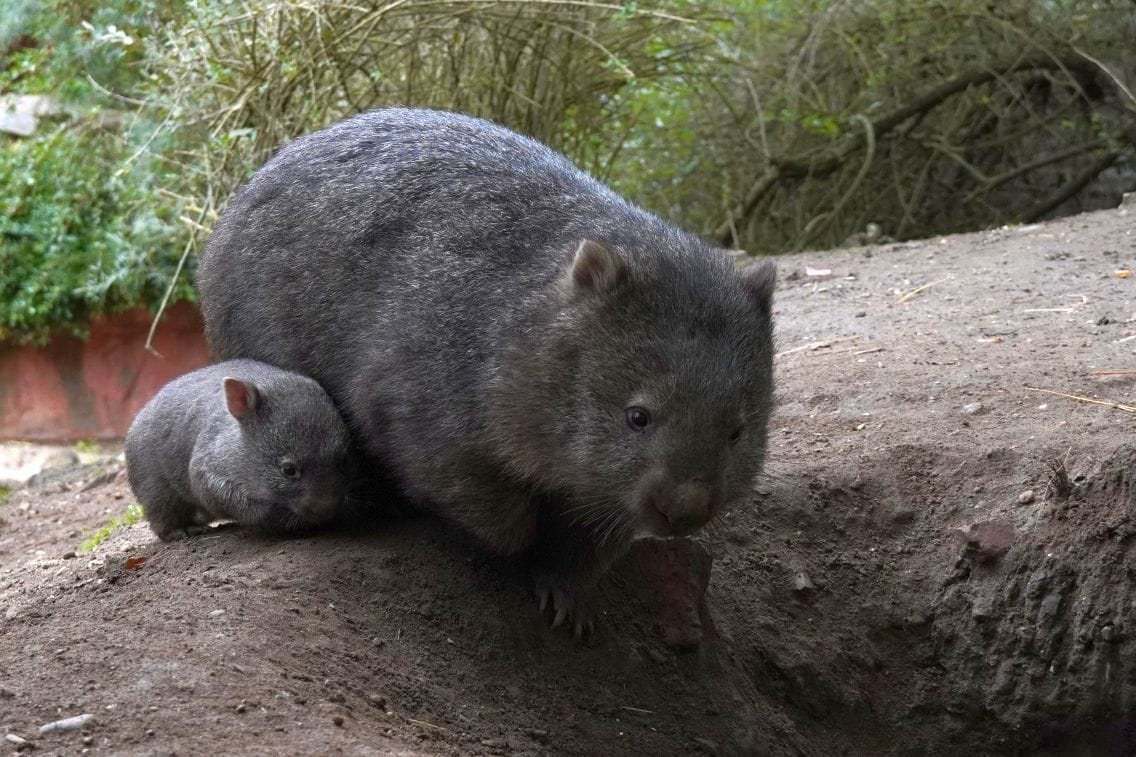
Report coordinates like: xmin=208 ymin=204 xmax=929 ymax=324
xmin=0 ymin=302 xmax=212 ymax=442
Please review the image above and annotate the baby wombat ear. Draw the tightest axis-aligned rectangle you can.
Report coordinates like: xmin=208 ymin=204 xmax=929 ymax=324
xmin=223 ymin=377 xmax=259 ymax=421
xmin=741 ymin=260 xmax=776 ymax=316
xmin=565 ymin=239 xmax=627 ymax=295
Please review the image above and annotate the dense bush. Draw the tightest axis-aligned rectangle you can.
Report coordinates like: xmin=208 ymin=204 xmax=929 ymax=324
xmin=0 ymin=0 xmax=192 ymax=343
xmin=0 ymin=124 xmax=190 ymax=343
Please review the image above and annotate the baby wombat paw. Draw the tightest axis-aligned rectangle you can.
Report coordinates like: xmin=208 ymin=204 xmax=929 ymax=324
xmin=534 ymin=574 xmax=594 ymax=641
xmin=157 ymin=523 xmax=212 ymax=542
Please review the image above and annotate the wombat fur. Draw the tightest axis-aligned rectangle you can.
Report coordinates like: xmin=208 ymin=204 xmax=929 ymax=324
xmin=197 ymin=108 xmax=776 ymax=632
xmin=124 ymin=359 xmax=352 ymax=541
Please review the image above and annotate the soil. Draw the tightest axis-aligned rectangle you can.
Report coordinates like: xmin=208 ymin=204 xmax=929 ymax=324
xmin=2 ymin=204 xmax=1135 ymax=756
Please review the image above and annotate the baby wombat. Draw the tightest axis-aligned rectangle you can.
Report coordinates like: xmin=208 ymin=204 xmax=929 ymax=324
xmin=197 ymin=108 xmax=776 ymax=634
xmin=124 ymin=360 xmax=352 ymax=541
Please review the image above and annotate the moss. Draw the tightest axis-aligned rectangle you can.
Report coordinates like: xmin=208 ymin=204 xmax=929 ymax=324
xmin=78 ymin=502 xmax=144 ymax=552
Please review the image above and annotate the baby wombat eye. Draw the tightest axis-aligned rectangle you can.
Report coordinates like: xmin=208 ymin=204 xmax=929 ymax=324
xmin=280 ymin=462 xmax=301 ymax=479
xmin=625 ymin=406 xmax=652 ymax=432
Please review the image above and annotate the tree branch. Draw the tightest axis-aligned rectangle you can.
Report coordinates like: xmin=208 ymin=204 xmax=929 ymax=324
xmin=717 ymin=54 xmax=1097 ymax=245
xmin=1021 ymin=152 xmax=1118 ymax=223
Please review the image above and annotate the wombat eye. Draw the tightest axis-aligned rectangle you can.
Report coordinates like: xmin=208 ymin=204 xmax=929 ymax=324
xmin=728 ymin=426 xmax=744 ymax=445
xmin=625 ymin=406 xmax=652 ymax=431
xmin=280 ymin=462 xmax=301 ymax=479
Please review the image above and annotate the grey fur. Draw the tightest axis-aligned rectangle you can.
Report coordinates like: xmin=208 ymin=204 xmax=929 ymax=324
xmin=124 ymin=359 xmax=352 ymax=541
xmin=197 ymin=108 xmax=775 ymax=628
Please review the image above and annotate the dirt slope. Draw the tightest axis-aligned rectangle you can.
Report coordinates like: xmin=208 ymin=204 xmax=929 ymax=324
xmin=1 ymin=204 xmax=1134 ymax=755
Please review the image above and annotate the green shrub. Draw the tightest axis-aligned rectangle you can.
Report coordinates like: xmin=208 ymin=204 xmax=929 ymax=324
xmin=0 ymin=0 xmax=192 ymax=344
xmin=0 ymin=124 xmax=192 ymax=343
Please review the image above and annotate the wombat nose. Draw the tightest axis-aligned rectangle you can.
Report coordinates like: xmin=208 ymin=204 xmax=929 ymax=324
xmin=301 ymin=493 xmax=342 ymax=523
xmin=658 ymin=479 xmax=713 ymax=534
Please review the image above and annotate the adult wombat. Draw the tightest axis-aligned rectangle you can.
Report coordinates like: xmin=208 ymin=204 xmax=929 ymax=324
xmin=124 ymin=360 xmax=352 ymax=541
xmin=197 ymin=108 xmax=775 ymax=634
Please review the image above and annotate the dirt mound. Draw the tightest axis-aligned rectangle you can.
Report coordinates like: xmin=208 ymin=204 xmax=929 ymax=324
xmin=1 ymin=205 xmax=1134 ymax=754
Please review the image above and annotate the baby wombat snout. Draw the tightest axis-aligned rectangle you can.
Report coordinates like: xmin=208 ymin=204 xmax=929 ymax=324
xmin=124 ymin=360 xmax=352 ymax=541
xmin=196 ymin=108 xmax=775 ymax=634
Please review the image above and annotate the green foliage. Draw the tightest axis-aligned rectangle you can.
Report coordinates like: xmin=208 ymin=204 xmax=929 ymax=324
xmin=0 ymin=124 xmax=192 ymax=343
xmin=78 ymin=501 xmax=144 ymax=552
xmin=73 ymin=438 xmax=101 ymax=454
xmin=0 ymin=0 xmax=192 ymax=343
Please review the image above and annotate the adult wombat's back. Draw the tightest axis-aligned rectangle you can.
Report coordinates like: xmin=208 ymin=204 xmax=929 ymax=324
xmin=198 ymin=108 xmax=675 ymax=468
xmin=200 ymin=108 xmax=619 ymax=387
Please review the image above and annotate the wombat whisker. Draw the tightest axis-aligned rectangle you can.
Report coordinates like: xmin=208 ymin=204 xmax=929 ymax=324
xmin=597 ymin=510 xmax=631 ymax=549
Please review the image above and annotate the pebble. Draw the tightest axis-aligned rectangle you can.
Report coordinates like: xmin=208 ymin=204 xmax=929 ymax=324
xmin=1101 ymin=625 xmax=1116 ymax=642
xmin=1039 ymin=594 xmax=1062 ymax=625
xmin=4 ymin=733 xmax=27 ymax=746
xmin=793 ymin=572 xmax=816 ymax=593
xmin=62 ymin=551 xmax=77 ymax=560
xmin=1018 ymin=489 xmax=1035 ymax=505
xmin=4 ymin=606 xmax=18 ymax=620
xmin=962 ymin=401 xmax=985 ymax=415
xmin=38 ymin=713 xmax=94 ymax=735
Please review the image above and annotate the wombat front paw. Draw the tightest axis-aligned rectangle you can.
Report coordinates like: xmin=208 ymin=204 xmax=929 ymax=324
xmin=534 ymin=573 xmax=594 ymax=641
xmin=156 ymin=523 xmax=211 ymax=541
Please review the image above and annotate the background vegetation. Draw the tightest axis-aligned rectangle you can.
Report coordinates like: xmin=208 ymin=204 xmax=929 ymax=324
xmin=1 ymin=0 xmax=1134 ymax=342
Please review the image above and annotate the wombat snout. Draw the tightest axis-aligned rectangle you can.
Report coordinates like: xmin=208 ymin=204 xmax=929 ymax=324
xmin=635 ymin=470 xmax=717 ymax=538
xmin=295 ymin=491 xmax=344 ymax=524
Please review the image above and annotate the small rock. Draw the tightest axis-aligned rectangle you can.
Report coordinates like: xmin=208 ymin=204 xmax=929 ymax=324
xmin=209 ymin=609 xmax=225 ymax=617
xmin=4 ymin=606 xmax=19 ymax=620
xmin=367 ymin=693 xmax=387 ymax=709
xmin=235 ymin=702 xmax=247 ymax=714
xmin=793 ymin=572 xmax=816 ymax=593
xmin=1039 ymin=594 xmax=1062 ymax=625
xmin=971 ymin=595 xmax=996 ymax=620
xmin=480 ymin=737 xmax=507 ymax=748
xmin=62 ymin=551 xmax=77 ymax=560
xmin=333 ymin=715 xmax=345 ymax=727
xmin=962 ymin=402 xmax=986 ymax=416
xmin=1101 ymin=625 xmax=1116 ymax=643
xmin=633 ymin=538 xmax=713 ymax=651
xmin=955 ymin=520 xmax=1014 ymax=563
xmin=82 ymin=734 xmax=94 ymax=746
xmin=1018 ymin=489 xmax=1035 ymax=505
xmin=38 ymin=713 xmax=94 ymax=735
xmin=371 ymin=636 xmax=385 ymax=647
xmin=4 ymin=733 xmax=28 ymax=747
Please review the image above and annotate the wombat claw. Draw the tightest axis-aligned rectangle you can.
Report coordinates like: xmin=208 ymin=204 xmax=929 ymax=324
xmin=162 ymin=523 xmax=212 ymax=541
xmin=536 ymin=577 xmax=594 ymax=640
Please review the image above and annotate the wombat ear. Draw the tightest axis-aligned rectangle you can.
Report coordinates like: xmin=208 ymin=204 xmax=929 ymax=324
xmin=223 ymin=377 xmax=259 ymax=421
xmin=567 ymin=239 xmax=627 ymax=295
xmin=742 ymin=260 xmax=776 ymax=315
